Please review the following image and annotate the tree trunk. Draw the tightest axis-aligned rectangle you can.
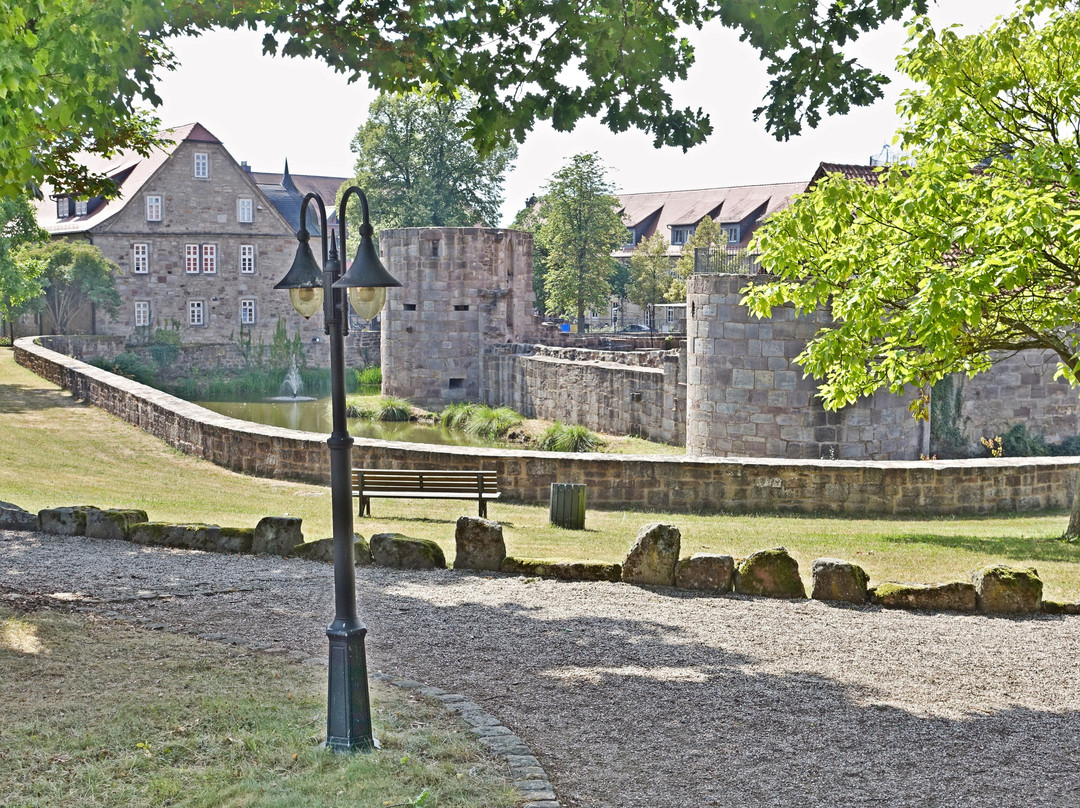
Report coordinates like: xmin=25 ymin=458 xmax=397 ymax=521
xmin=1066 ymin=464 xmax=1080 ymax=539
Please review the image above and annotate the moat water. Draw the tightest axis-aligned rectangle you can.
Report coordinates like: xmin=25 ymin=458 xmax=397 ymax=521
xmin=195 ymin=398 xmax=506 ymax=448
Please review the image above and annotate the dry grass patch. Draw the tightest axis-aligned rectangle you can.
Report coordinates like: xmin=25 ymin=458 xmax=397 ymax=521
xmin=0 ymin=604 xmax=519 ymax=808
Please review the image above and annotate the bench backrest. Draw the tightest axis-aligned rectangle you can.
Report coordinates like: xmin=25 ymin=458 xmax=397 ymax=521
xmin=352 ymin=469 xmax=499 ymax=495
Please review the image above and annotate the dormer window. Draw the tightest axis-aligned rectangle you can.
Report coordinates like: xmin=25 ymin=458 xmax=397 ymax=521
xmin=671 ymin=226 xmax=694 ymax=245
xmin=55 ymin=197 xmax=72 ymax=218
xmin=194 ymin=152 xmax=209 ymax=179
xmin=723 ymin=225 xmax=741 ymax=244
xmin=74 ymin=198 xmax=88 ymax=216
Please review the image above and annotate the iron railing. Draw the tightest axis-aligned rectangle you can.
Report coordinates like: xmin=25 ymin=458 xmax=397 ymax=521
xmin=693 ymin=247 xmax=763 ymax=275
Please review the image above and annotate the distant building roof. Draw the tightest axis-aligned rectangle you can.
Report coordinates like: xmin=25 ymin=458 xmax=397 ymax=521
xmin=249 ymin=162 xmax=348 ymax=235
xmin=809 ymin=162 xmax=883 ymax=186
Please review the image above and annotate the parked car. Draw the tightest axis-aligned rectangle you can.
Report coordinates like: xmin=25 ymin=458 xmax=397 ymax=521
xmin=618 ymin=323 xmax=652 ymax=333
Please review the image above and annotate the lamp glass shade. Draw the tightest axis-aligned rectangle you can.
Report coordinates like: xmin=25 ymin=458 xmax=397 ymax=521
xmin=290 ymin=286 xmax=324 ymax=319
xmin=347 ymin=285 xmax=386 ymax=320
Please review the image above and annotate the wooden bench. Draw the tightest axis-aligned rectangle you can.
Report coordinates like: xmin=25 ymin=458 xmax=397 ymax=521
xmin=351 ymin=469 xmax=500 ymax=518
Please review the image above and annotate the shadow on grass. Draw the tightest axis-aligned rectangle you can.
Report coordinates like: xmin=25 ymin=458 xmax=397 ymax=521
xmin=883 ymin=532 xmax=1080 ymax=564
xmin=366 ymin=515 xmax=519 ymax=529
xmin=0 ymin=383 xmax=82 ymax=414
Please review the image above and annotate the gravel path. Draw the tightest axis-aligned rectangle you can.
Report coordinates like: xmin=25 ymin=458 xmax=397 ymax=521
xmin=3 ymin=528 xmax=1079 ymax=808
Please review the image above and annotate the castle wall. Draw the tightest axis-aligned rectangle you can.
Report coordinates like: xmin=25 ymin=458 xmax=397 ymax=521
xmin=482 ymin=344 xmax=686 ymax=445
xmin=686 ymin=274 xmax=927 ymax=460
xmin=379 ymin=228 xmax=535 ymax=409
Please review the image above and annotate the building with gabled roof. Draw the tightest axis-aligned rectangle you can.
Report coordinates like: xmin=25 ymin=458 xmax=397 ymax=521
xmin=26 ymin=123 xmax=350 ymax=350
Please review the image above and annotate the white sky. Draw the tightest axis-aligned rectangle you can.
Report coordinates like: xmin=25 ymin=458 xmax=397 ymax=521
xmin=154 ymin=1 xmax=1017 ymax=227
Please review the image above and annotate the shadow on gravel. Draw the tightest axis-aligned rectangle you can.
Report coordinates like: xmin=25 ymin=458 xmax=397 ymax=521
xmin=361 ymin=574 xmax=1080 ymax=808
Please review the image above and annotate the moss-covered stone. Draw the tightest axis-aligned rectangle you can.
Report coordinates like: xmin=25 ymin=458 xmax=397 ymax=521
xmin=85 ymin=509 xmax=149 ymax=541
xmin=0 ymin=502 xmax=38 ymax=531
xmin=735 ymin=547 xmax=806 ymax=599
xmin=972 ymin=564 xmax=1042 ymax=615
xmin=811 ymin=557 xmax=869 ymax=605
xmin=454 ymin=516 xmax=506 ymax=572
xmin=213 ymin=527 xmax=255 ymax=554
xmin=39 ymin=506 xmax=101 ymax=536
xmin=130 ymin=522 xmax=219 ymax=550
xmin=370 ymin=533 xmax=446 ymax=570
xmin=293 ymin=535 xmax=372 ymax=565
xmin=674 ymin=554 xmax=734 ymax=592
xmin=1041 ymin=599 xmax=1080 ymax=615
xmin=622 ymin=523 xmax=681 ymax=586
xmin=501 ymin=556 xmax=622 ymax=582
xmin=871 ymin=580 xmax=977 ymax=613
xmin=252 ymin=516 xmax=303 ymax=556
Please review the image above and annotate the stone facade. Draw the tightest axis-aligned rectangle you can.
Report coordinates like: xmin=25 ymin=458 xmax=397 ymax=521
xmin=686 ymin=274 xmax=928 ymax=460
xmin=380 ymin=228 xmax=537 ymax=408
xmin=482 ymin=343 xmax=686 ymax=445
xmin=17 ymin=337 xmax=1077 ymax=517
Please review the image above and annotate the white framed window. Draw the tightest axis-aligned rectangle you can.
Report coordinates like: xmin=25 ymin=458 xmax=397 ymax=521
xmin=201 ymin=244 xmax=217 ymax=274
xmin=237 ymin=198 xmax=253 ymax=223
xmin=666 ymin=307 xmax=675 ymax=324
xmin=239 ymin=244 xmax=255 ymax=274
xmin=193 ymin=152 xmax=209 ymax=179
xmin=74 ymin=198 xmax=88 ymax=216
xmin=133 ymin=243 xmax=149 ymax=274
xmin=134 ymin=301 xmax=150 ymax=327
xmin=240 ymin=299 xmax=256 ymax=325
xmin=188 ymin=300 xmax=205 ymax=326
xmin=671 ymin=226 xmax=693 ymax=245
xmin=185 ymin=245 xmax=200 ymax=274
xmin=56 ymin=197 xmax=71 ymax=218
xmin=723 ymin=225 xmax=741 ymax=244
xmin=146 ymin=195 xmax=162 ymax=222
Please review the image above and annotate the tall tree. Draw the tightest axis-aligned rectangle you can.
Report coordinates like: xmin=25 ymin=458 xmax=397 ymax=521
xmin=345 ymin=89 xmax=517 ymax=229
xmin=671 ymin=216 xmax=725 ymax=300
xmin=0 ymin=196 xmax=46 ymax=339
xmin=1 ymin=0 xmax=927 ymax=199
xmin=743 ymin=0 xmax=1080 ymax=536
xmin=15 ymin=242 xmax=121 ymax=335
xmin=536 ymin=153 xmax=626 ymax=332
xmin=628 ymin=234 xmax=674 ymax=330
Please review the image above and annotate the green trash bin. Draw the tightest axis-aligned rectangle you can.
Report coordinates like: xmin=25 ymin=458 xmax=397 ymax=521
xmin=550 ymin=483 xmax=586 ymax=530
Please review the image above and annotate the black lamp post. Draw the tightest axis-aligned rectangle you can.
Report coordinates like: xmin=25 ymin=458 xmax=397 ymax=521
xmin=274 ymin=187 xmax=401 ymax=752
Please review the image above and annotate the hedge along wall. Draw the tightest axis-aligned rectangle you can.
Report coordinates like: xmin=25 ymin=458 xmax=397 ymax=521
xmin=14 ymin=337 xmax=1080 ymax=516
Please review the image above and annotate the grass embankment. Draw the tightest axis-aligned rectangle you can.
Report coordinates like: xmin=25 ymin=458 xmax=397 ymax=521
xmin=0 ymin=605 xmax=518 ymax=808
xmin=2 ymin=348 xmax=1079 ymax=600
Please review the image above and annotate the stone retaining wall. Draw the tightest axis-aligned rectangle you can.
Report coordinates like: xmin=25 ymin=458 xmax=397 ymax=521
xmin=15 ymin=337 xmax=1079 ymax=516
xmin=481 ymin=344 xmax=686 ymax=445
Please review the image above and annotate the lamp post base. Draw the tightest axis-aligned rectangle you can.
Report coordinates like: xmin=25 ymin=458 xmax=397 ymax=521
xmin=325 ymin=621 xmax=374 ymax=752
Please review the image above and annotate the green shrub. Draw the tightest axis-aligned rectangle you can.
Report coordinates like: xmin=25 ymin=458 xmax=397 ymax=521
xmin=356 ymin=366 xmax=382 ymax=386
xmin=537 ymin=421 xmax=603 ymax=453
xmin=108 ymin=352 xmax=158 ymax=385
xmin=998 ymin=423 xmax=1050 ymax=457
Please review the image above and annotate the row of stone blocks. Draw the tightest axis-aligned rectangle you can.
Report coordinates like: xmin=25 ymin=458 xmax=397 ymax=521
xmin=4 ymin=503 xmax=1076 ymax=616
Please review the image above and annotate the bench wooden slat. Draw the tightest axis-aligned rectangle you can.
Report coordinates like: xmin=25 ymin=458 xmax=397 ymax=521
xmin=351 ymin=468 xmax=500 ymax=517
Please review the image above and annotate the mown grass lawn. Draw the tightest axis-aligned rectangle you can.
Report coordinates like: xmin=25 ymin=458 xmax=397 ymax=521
xmin=3 ymin=348 xmax=1079 ymax=600
xmin=0 ymin=605 xmax=518 ymax=808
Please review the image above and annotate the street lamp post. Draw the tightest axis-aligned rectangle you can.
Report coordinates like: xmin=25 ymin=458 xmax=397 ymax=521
xmin=274 ymin=187 xmax=401 ymax=752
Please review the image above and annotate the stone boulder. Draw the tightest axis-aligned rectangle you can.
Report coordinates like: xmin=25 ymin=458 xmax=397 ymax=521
xmin=129 ymin=522 xmax=252 ymax=553
xmin=811 ymin=557 xmax=869 ymax=605
xmin=0 ymin=502 xmax=38 ymax=531
xmin=871 ymin=581 xmax=976 ymax=613
xmin=735 ymin=547 xmax=806 ymax=599
xmin=85 ymin=509 xmax=148 ymax=541
xmin=370 ymin=533 xmax=446 ymax=570
xmin=972 ymin=564 xmax=1043 ymax=615
xmin=252 ymin=516 xmax=303 ymax=556
xmin=455 ymin=516 xmax=506 ymax=571
xmin=39 ymin=506 xmax=101 ymax=536
xmin=622 ymin=523 xmax=681 ymax=586
xmin=293 ymin=535 xmax=373 ymax=565
xmin=501 ymin=557 xmax=622 ymax=582
xmin=1042 ymin=599 xmax=1080 ymax=615
xmin=675 ymin=554 xmax=734 ymax=592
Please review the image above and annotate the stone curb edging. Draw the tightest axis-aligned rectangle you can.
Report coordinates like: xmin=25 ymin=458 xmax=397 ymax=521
xmin=65 ymin=603 xmax=561 ymax=808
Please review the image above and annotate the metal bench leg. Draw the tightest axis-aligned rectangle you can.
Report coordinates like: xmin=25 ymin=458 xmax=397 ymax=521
xmin=479 ymin=500 xmax=486 ymax=518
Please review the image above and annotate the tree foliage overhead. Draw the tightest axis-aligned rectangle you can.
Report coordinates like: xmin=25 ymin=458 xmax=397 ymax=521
xmin=536 ymin=153 xmax=626 ymax=332
xmin=1 ymin=0 xmax=926 ymax=199
xmin=746 ymin=0 xmax=1080 ymax=414
xmin=628 ymin=234 xmax=674 ymax=327
xmin=15 ymin=241 xmax=121 ymax=335
xmin=345 ymin=89 xmax=517 ymax=230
